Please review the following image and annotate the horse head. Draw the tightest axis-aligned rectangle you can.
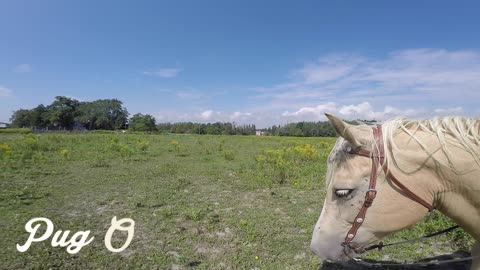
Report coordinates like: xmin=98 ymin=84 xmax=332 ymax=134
xmin=310 ymin=114 xmax=432 ymax=261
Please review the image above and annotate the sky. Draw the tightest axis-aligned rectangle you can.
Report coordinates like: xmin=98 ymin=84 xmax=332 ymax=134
xmin=1 ymin=1 xmax=480 ymax=128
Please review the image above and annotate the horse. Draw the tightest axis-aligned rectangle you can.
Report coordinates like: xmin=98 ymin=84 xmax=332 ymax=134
xmin=310 ymin=113 xmax=480 ymax=269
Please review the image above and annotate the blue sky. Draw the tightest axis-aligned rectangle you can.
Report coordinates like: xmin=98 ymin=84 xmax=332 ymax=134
xmin=1 ymin=1 xmax=480 ymax=127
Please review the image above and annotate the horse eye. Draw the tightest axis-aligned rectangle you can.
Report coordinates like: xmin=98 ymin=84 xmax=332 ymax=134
xmin=334 ymin=189 xmax=353 ymax=198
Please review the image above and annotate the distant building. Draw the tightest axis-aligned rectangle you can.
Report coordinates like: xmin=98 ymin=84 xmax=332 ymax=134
xmin=255 ymin=130 xmax=266 ymax=136
xmin=0 ymin=122 xmax=10 ymax=128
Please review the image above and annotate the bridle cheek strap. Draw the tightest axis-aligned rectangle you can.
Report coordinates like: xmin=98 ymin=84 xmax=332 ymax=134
xmin=341 ymin=125 xmax=434 ymax=255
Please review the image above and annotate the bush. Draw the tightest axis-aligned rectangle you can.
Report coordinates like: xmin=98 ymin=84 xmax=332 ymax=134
xmin=0 ymin=143 xmax=12 ymax=158
xmin=293 ymin=144 xmax=318 ymax=161
xmin=255 ymin=144 xmax=324 ymax=184
xmin=170 ymin=140 xmax=187 ymax=156
xmin=119 ymin=144 xmax=134 ymax=157
xmin=59 ymin=149 xmax=70 ymax=158
xmin=24 ymin=134 xmax=39 ymax=151
xmin=136 ymin=140 xmax=149 ymax=151
xmin=223 ymin=150 xmax=235 ymax=161
xmin=110 ymin=136 xmax=119 ymax=144
xmin=255 ymin=148 xmax=295 ymax=184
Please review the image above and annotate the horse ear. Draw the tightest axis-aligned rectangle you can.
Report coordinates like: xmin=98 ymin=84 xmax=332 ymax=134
xmin=325 ymin=113 xmax=361 ymax=148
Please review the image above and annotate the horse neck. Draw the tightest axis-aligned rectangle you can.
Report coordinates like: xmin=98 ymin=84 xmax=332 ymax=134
xmin=388 ymin=127 xmax=480 ymax=241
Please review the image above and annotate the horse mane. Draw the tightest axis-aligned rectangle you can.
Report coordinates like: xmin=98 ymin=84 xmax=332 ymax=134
xmin=382 ymin=116 xmax=480 ymax=176
xmin=325 ymin=116 xmax=480 ymax=186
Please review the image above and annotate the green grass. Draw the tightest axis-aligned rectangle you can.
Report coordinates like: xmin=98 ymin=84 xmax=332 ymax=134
xmin=0 ymin=133 xmax=473 ymax=269
xmin=0 ymin=128 xmax=31 ymax=134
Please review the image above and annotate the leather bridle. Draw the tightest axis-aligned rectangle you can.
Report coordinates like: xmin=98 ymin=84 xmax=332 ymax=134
xmin=341 ymin=124 xmax=435 ymax=256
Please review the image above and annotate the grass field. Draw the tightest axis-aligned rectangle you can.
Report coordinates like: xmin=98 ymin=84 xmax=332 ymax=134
xmin=0 ymin=132 xmax=474 ymax=269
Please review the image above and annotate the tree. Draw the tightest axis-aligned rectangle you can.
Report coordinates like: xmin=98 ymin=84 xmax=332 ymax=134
xmin=46 ymin=96 xmax=80 ymax=128
xmin=31 ymin=104 xmax=49 ymax=128
xmin=76 ymin=99 xmax=128 ymax=130
xmin=264 ymin=121 xmax=336 ymax=137
xmin=9 ymin=97 xmax=131 ymax=130
xmin=10 ymin=109 xmax=32 ymax=128
xmin=129 ymin=113 xmax=157 ymax=132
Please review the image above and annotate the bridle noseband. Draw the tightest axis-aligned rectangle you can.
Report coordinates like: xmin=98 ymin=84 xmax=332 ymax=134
xmin=341 ymin=124 xmax=435 ymax=256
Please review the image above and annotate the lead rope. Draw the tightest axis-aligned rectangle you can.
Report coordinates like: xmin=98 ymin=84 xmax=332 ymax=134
xmin=350 ymin=255 xmax=476 ymax=268
xmin=346 ymin=225 xmax=478 ymax=267
xmin=363 ymin=225 xmax=459 ymax=252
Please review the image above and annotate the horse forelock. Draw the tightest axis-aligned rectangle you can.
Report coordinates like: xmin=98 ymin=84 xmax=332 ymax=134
xmin=325 ymin=124 xmax=378 ymax=187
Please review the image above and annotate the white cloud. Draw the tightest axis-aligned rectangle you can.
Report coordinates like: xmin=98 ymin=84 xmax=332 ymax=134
xmin=282 ymin=102 xmax=337 ymax=117
xmin=150 ymin=49 xmax=479 ymax=127
xmin=281 ymin=101 xmax=467 ymax=125
xmin=231 ymin=111 xmax=252 ymax=118
xmin=148 ymin=102 xmax=466 ymax=129
xmin=153 ymin=109 xmax=257 ymax=125
xmin=434 ymin=107 xmax=464 ymax=115
xmin=293 ymin=55 xmax=364 ymax=84
xmin=200 ymin=110 xmax=214 ymax=120
xmin=15 ymin=64 xmax=32 ymax=73
xmin=13 ymin=64 xmax=32 ymax=73
xmin=175 ymin=90 xmax=208 ymax=100
xmin=150 ymin=102 xmax=468 ymax=128
xmin=143 ymin=68 xmax=181 ymax=78
xmin=0 ymin=86 xmax=12 ymax=97
xmin=257 ymin=49 xmax=480 ymax=108
xmin=282 ymin=101 xmax=421 ymax=122
xmin=229 ymin=112 xmax=253 ymax=123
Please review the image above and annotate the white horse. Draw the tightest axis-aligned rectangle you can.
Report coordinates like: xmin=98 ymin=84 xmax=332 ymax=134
xmin=311 ymin=113 xmax=480 ymax=269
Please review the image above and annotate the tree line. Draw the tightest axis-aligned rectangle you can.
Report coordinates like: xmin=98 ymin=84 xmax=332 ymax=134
xmin=262 ymin=122 xmax=336 ymax=137
xmin=9 ymin=96 xmax=365 ymax=136
xmin=9 ymin=96 xmax=157 ymax=131
xmin=157 ymin=122 xmax=256 ymax=135
xmin=262 ymin=119 xmax=377 ymax=137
